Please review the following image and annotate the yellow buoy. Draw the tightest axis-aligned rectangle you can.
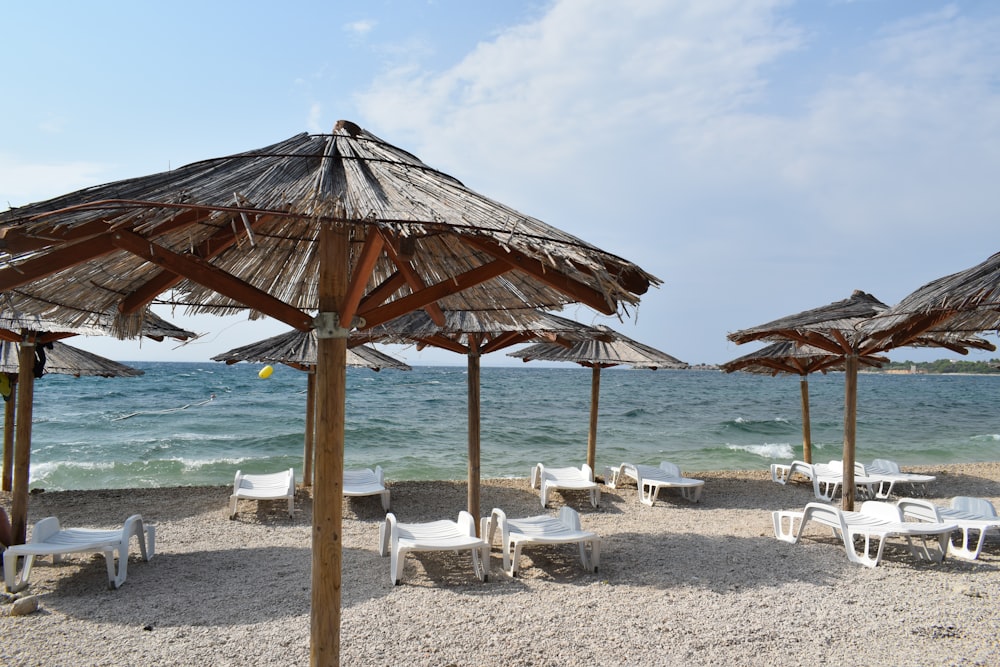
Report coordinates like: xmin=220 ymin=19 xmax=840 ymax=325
xmin=258 ymin=365 xmax=274 ymax=379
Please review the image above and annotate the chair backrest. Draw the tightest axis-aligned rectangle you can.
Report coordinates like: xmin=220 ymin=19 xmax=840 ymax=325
xmin=659 ymin=462 xmax=682 ymax=477
xmin=952 ymin=496 xmax=998 ymax=518
xmin=633 ymin=464 xmax=660 ymax=480
xmin=860 ymin=501 xmax=903 ymax=522
xmin=545 ymin=466 xmax=585 ymax=481
xmin=558 ymin=506 xmax=582 ymax=530
xmin=871 ymin=458 xmax=901 ymax=473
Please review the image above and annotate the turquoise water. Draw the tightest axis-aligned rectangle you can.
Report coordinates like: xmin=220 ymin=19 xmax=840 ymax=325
xmin=17 ymin=361 xmax=1000 ymax=490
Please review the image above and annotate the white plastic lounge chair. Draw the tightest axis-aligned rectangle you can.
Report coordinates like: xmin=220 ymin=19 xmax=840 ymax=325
xmin=866 ymin=459 xmax=936 ymax=498
xmin=481 ymin=507 xmax=601 ymax=576
xmin=530 ymin=463 xmax=600 ymax=508
xmin=229 ymin=468 xmax=295 ymax=519
xmin=343 ymin=466 xmax=390 ymax=511
xmin=897 ymin=496 xmax=1000 ymax=561
xmin=772 ymin=501 xmax=957 ymax=568
xmin=3 ymin=514 xmax=154 ymax=592
xmin=808 ymin=460 xmax=884 ymax=502
xmin=770 ymin=460 xmax=815 ymax=485
xmin=379 ymin=511 xmax=490 ymax=585
xmin=607 ymin=462 xmax=704 ymax=505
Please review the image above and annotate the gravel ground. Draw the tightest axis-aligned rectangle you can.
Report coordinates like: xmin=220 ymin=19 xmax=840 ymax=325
xmin=3 ymin=462 xmax=1000 ymax=666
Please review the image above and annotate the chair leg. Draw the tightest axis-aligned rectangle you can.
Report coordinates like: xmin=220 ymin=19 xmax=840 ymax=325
xmin=104 ymin=547 xmax=129 ymax=589
xmin=391 ymin=548 xmax=405 ymax=585
xmin=4 ymin=553 xmax=35 ymax=593
xmin=509 ymin=542 xmax=524 ymax=577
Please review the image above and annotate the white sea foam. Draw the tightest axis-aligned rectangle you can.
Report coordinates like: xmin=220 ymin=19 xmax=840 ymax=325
xmin=726 ymin=442 xmax=794 ymax=460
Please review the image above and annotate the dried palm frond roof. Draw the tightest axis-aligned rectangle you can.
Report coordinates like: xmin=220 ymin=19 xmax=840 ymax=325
xmin=720 ymin=341 xmax=887 ymax=376
xmin=509 ymin=324 xmax=687 ymax=369
xmin=212 ymin=329 xmax=410 ymax=372
xmin=727 ymin=290 xmax=889 ymax=352
xmin=0 ymin=121 xmax=658 ymax=336
xmin=860 ymin=251 xmax=1000 ymax=350
xmin=0 ymin=340 xmax=143 ymax=378
xmin=727 ymin=289 xmax=995 ymax=356
xmin=0 ymin=307 xmax=196 ymax=342
xmin=351 ymin=308 xmax=609 ymax=355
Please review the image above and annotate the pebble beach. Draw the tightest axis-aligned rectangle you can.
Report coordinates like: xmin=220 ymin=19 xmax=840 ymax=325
xmin=3 ymin=463 xmax=1000 ymax=666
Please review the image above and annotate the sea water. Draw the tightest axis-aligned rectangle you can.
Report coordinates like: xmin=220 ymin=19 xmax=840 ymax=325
xmin=17 ymin=361 xmax=1000 ymax=490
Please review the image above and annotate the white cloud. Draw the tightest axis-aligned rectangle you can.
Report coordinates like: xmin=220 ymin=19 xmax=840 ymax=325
xmin=306 ymin=103 xmax=324 ymax=133
xmin=344 ymin=19 xmax=376 ymax=37
xmin=351 ymin=0 xmax=1000 ymax=362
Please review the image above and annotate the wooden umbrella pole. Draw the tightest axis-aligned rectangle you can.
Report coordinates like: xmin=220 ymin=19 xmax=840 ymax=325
xmin=586 ymin=365 xmax=601 ymax=471
xmin=312 ymin=222 xmax=348 ymax=667
xmin=842 ymin=353 xmax=858 ymax=512
xmin=303 ymin=371 xmax=316 ymax=487
xmin=11 ymin=337 xmax=36 ymax=544
xmin=467 ymin=336 xmax=481 ymax=534
xmin=2 ymin=377 xmax=15 ymax=492
xmin=800 ymin=378 xmax=812 ymax=464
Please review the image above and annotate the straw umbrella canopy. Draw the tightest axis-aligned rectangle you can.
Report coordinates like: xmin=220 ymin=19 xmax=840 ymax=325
xmin=0 ymin=340 xmax=144 ymax=378
xmin=0 ymin=121 xmax=657 ymax=666
xmin=858 ymin=251 xmax=1000 ymax=351
xmin=212 ymin=328 xmax=410 ymax=487
xmin=727 ymin=290 xmax=993 ymax=510
xmin=720 ymin=341 xmax=888 ymax=464
xmin=212 ymin=328 xmax=411 ymax=372
xmin=508 ymin=324 xmax=687 ymax=471
xmin=352 ymin=307 xmax=606 ymax=524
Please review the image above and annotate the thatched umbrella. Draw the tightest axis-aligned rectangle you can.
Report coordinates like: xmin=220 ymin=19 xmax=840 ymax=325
xmin=859 ymin=251 xmax=1000 ymax=350
xmin=0 ymin=340 xmax=144 ymax=378
xmin=720 ymin=341 xmax=888 ymax=464
xmin=0 ymin=121 xmax=656 ymax=666
xmin=212 ymin=329 xmax=410 ymax=487
xmin=352 ymin=308 xmax=604 ymax=525
xmin=508 ymin=325 xmax=687 ymax=471
xmin=728 ymin=290 xmax=993 ymax=510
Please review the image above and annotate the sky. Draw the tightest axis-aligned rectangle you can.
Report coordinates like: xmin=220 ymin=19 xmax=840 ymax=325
xmin=2 ymin=0 xmax=999 ymax=367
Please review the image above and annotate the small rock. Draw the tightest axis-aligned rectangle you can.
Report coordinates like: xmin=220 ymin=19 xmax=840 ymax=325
xmin=10 ymin=595 xmax=39 ymax=616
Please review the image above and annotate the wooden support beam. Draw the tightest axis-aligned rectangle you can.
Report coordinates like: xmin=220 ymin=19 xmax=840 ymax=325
xmin=10 ymin=336 xmax=36 ymax=544
xmin=462 ymin=236 xmax=617 ymax=315
xmin=119 ymin=213 xmax=280 ymax=314
xmin=358 ymin=260 xmax=511 ymax=328
xmin=339 ymin=232 xmax=384 ymax=328
xmin=0 ymin=235 xmax=116 ymax=291
xmin=381 ymin=236 xmax=446 ymax=326
xmin=312 ymin=222 xmax=348 ymax=666
xmin=111 ymin=230 xmax=313 ymax=331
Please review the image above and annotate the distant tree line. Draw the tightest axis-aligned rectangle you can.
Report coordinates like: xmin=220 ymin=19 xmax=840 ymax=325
xmin=882 ymin=359 xmax=1000 ymax=374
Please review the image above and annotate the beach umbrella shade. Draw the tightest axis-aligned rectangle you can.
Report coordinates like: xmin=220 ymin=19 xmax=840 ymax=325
xmin=720 ymin=341 xmax=888 ymax=464
xmin=858 ymin=250 xmax=1000 ymax=351
xmin=0 ymin=121 xmax=657 ymax=666
xmin=352 ymin=307 xmax=609 ymax=525
xmin=212 ymin=328 xmax=410 ymax=487
xmin=0 ymin=340 xmax=145 ymax=378
xmin=508 ymin=324 xmax=687 ymax=472
xmin=727 ymin=290 xmax=994 ymax=510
